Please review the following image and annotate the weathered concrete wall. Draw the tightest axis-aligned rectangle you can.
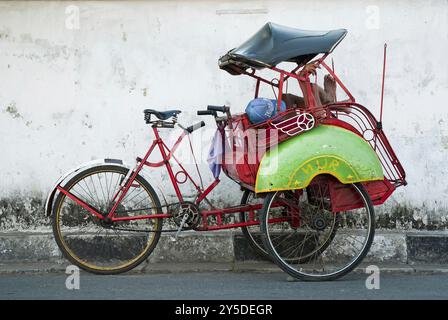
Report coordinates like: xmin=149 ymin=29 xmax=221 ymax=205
xmin=0 ymin=0 xmax=447 ymax=230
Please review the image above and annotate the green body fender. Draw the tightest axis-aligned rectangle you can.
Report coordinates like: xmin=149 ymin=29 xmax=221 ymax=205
xmin=255 ymin=124 xmax=384 ymax=193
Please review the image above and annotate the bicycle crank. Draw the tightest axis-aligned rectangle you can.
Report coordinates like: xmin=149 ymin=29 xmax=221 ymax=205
xmin=172 ymin=201 xmax=201 ymax=230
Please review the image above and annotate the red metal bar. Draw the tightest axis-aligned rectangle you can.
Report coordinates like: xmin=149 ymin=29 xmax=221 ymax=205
xmin=304 ymin=76 xmax=316 ymax=109
xmin=324 ymin=102 xmax=406 ymax=187
xmin=321 ymin=61 xmax=355 ymax=102
xmin=347 ymin=103 xmax=406 ymax=183
xmin=277 ymin=72 xmax=284 ymax=112
xmin=203 ymin=203 xmax=264 ymax=217
xmin=271 ymin=66 xmax=307 ymax=81
xmin=56 ymin=185 xmax=104 ymax=220
xmin=196 ymin=178 xmax=220 ymax=204
xmin=153 ymin=127 xmax=184 ymax=203
xmin=109 ymin=141 xmax=158 ymax=201
xmin=379 ymin=44 xmax=387 ymax=123
xmin=248 ymin=209 xmax=255 ymax=221
xmin=283 ymin=54 xmax=327 ymax=82
xmin=163 ymin=141 xmax=203 ymax=193
xmin=144 ymin=130 xmax=187 ymax=167
xmin=243 ymin=63 xmax=308 ymax=86
xmin=241 ymin=69 xmax=279 ymax=87
xmin=107 ymin=133 xmax=158 ymax=218
xmin=283 ymin=64 xmax=303 ymax=82
xmin=112 ymin=213 xmax=171 ymax=222
xmin=200 ymin=203 xmax=262 ymax=230
xmin=203 ymin=217 xmax=289 ymax=231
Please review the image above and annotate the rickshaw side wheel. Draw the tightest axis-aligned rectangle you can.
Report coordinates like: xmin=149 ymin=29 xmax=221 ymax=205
xmin=239 ymin=189 xmax=334 ymax=263
xmin=260 ymin=182 xmax=375 ymax=281
xmin=239 ymin=190 xmax=272 ymax=261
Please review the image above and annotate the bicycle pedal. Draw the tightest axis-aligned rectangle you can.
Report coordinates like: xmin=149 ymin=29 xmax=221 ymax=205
xmin=175 ymin=213 xmax=189 ymax=239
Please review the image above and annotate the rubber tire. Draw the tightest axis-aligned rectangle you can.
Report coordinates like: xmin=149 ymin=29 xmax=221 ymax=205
xmin=260 ymin=183 xmax=375 ymax=281
xmin=239 ymin=190 xmax=272 ymax=261
xmin=52 ymin=165 xmax=162 ymax=275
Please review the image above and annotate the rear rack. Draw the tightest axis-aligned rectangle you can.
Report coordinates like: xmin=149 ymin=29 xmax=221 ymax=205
xmin=321 ymin=102 xmax=407 ymax=188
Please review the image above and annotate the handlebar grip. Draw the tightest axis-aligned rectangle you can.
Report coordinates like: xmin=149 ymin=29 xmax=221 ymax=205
xmin=186 ymin=121 xmax=205 ymax=133
xmin=197 ymin=110 xmax=217 ymax=116
xmin=207 ymin=105 xmax=230 ymax=112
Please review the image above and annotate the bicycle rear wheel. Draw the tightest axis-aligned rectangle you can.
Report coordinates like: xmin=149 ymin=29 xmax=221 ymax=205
xmin=52 ymin=165 xmax=162 ymax=274
xmin=260 ymin=181 xmax=375 ymax=281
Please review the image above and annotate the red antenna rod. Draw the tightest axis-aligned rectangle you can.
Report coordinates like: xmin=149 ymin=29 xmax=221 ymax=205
xmin=379 ymin=43 xmax=387 ymax=124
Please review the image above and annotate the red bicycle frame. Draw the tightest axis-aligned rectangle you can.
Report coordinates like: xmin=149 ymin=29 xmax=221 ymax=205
xmin=56 ymin=124 xmax=289 ymax=231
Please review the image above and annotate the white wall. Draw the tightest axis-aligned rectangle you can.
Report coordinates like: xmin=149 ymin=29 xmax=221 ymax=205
xmin=0 ymin=1 xmax=447 ymax=217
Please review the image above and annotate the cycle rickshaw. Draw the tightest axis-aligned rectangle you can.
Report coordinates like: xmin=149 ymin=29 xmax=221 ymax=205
xmin=45 ymin=23 xmax=406 ymax=281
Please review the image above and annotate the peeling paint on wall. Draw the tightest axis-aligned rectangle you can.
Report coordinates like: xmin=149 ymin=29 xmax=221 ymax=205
xmin=0 ymin=196 xmax=49 ymax=231
xmin=3 ymin=102 xmax=22 ymax=119
xmin=0 ymin=194 xmax=447 ymax=232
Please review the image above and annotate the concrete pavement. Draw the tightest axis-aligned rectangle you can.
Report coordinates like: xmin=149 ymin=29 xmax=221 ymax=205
xmin=1 ymin=261 xmax=448 ymax=275
xmin=0 ymin=270 xmax=447 ymax=300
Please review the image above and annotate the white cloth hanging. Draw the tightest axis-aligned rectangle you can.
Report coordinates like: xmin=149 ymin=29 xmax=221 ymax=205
xmin=207 ymin=129 xmax=223 ymax=179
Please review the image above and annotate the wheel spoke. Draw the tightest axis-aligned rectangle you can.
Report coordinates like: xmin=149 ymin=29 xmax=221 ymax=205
xmin=79 ymin=179 xmax=102 ymax=209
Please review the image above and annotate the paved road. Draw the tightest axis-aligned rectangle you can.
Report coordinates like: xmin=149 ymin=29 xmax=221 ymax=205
xmin=0 ymin=271 xmax=447 ymax=300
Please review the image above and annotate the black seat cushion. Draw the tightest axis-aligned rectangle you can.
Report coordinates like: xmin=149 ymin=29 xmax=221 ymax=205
xmin=144 ymin=109 xmax=182 ymax=120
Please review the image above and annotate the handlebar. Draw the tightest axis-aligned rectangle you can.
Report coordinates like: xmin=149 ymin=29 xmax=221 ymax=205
xmin=207 ymin=105 xmax=230 ymax=113
xmin=197 ymin=110 xmax=217 ymax=116
xmin=206 ymin=105 xmax=232 ymax=129
xmin=186 ymin=121 xmax=205 ymax=133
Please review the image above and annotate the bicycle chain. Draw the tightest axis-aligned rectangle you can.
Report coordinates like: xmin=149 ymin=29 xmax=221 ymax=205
xmin=110 ymin=201 xmax=202 ymax=233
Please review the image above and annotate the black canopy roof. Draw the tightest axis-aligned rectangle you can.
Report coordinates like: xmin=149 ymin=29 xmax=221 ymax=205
xmin=219 ymin=22 xmax=347 ymax=75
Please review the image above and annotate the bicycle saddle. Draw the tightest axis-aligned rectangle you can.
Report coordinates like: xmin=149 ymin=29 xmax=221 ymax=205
xmin=144 ymin=109 xmax=182 ymax=120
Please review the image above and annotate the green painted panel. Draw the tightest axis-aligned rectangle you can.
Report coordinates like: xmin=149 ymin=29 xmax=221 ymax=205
xmin=255 ymin=125 xmax=384 ymax=192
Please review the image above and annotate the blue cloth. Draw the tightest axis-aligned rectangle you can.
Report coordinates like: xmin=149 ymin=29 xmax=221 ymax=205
xmin=245 ymin=98 xmax=286 ymax=124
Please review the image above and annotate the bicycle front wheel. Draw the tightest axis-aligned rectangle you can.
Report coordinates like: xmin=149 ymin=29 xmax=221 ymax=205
xmin=260 ymin=182 xmax=375 ymax=281
xmin=52 ymin=165 xmax=162 ymax=274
